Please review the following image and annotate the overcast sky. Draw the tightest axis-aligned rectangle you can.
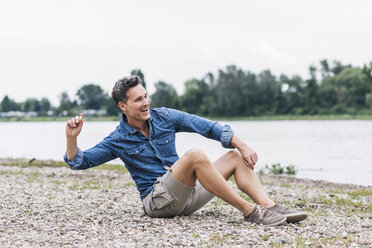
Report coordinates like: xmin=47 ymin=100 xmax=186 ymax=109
xmin=1 ymin=0 xmax=371 ymax=105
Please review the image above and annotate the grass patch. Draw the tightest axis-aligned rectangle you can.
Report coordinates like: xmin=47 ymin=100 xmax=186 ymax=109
xmin=271 ymin=233 xmax=357 ymax=247
xmin=313 ymin=208 xmax=329 ymax=218
xmin=51 ymin=180 xmax=66 ymax=185
xmin=24 ymin=209 xmax=32 ymax=215
xmin=209 ymin=234 xmax=237 ymax=245
xmin=239 ymin=192 xmax=254 ymax=203
xmin=310 ymin=234 xmax=356 ymax=247
xmin=26 ymin=171 xmax=41 ymax=183
xmin=1 ymin=158 xmax=128 ymax=173
xmin=270 ymin=242 xmax=286 ymax=248
xmin=314 ymin=195 xmax=333 ymax=205
xmin=213 ymin=198 xmax=224 ymax=208
xmin=280 ymin=183 xmax=292 ymax=188
xmin=69 ymin=182 xmax=80 ymax=190
xmin=123 ymin=181 xmax=136 ymax=187
xmin=294 ymin=236 xmax=306 ymax=248
xmin=92 ymin=164 xmax=128 ymax=174
xmin=4 ymin=159 xmax=67 ymax=168
xmin=69 ymin=180 xmax=102 ymax=190
xmin=329 ymin=188 xmax=372 ymax=198
xmin=312 ymin=194 xmax=367 ymax=211
xmin=82 ymin=181 xmax=101 ymax=190
xmin=297 ymin=194 xmax=308 ymax=207
xmin=261 ymin=181 xmax=275 ymax=187
xmin=192 ymin=232 xmax=200 ymax=238
xmin=334 ymin=196 xmax=364 ymax=208
xmin=0 ymin=170 xmax=25 ymax=176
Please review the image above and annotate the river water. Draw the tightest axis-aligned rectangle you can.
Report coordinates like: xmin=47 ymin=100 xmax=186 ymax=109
xmin=0 ymin=120 xmax=371 ymax=186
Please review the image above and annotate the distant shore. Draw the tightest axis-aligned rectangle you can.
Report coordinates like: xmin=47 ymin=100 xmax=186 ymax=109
xmin=2 ymin=114 xmax=372 ymax=122
xmin=1 ymin=158 xmax=371 ymax=247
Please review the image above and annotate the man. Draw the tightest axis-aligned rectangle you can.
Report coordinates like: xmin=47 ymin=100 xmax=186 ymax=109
xmin=64 ymin=75 xmax=307 ymax=226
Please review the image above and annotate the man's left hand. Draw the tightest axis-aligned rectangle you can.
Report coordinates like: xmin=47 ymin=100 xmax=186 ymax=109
xmin=230 ymin=134 xmax=258 ymax=170
xmin=240 ymin=146 xmax=258 ymax=170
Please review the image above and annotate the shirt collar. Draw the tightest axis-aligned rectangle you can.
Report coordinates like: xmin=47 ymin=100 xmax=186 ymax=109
xmin=120 ymin=114 xmax=137 ymax=135
xmin=119 ymin=111 xmax=155 ymax=135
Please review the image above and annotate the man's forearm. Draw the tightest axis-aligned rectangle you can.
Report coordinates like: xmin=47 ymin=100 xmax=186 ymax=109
xmin=66 ymin=137 xmax=78 ymax=161
xmin=230 ymin=135 xmax=248 ymax=152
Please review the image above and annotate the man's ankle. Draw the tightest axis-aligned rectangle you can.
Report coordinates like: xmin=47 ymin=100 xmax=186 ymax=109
xmin=242 ymin=203 xmax=256 ymax=217
xmin=243 ymin=205 xmax=257 ymax=218
xmin=260 ymin=201 xmax=275 ymax=209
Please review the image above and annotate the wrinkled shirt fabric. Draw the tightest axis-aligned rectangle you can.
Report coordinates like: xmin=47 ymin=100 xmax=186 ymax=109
xmin=64 ymin=108 xmax=234 ymax=199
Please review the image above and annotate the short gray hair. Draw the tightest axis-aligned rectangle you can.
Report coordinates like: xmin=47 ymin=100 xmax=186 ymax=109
xmin=111 ymin=75 xmax=142 ymax=104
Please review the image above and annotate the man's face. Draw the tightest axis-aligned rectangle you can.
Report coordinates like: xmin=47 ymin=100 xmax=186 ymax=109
xmin=121 ymin=85 xmax=151 ymax=121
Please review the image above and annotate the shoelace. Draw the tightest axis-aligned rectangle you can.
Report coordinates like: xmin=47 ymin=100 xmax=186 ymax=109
xmin=257 ymin=206 xmax=268 ymax=220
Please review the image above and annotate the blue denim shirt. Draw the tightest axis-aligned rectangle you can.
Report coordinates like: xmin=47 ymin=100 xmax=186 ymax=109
xmin=64 ymin=107 xmax=234 ymax=199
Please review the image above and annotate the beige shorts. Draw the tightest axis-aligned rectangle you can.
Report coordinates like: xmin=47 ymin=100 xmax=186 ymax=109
xmin=142 ymin=170 xmax=215 ymax=218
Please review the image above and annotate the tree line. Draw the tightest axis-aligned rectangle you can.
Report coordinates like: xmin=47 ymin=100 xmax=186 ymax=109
xmin=1 ymin=60 xmax=372 ymax=117
xmin=152 ymin=60 xmax=372 ymax=116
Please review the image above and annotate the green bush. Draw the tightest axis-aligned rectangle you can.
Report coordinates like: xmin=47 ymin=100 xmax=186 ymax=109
xmin=259 ymin=163 xmax=297 ymax=175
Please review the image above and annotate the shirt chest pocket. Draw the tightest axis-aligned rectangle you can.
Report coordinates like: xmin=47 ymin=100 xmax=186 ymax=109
xmin=156 ymin=134 xmax=174 ymax=145
xmin=126 ymin=144 xmax=147 ymax=156
xmin=155 ymin=134 xmax=175 ymax=156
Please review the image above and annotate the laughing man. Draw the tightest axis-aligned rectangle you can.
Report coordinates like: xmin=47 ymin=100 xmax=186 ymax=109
xmin=64 ymin=75 xmax=307 ymax=226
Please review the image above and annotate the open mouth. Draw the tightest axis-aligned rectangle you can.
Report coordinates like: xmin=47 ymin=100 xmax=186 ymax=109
xmin=140 ymin=109 xmax=149 ymax=114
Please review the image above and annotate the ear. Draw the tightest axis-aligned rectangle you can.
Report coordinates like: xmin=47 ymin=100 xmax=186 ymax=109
xmin=118 ymin=102 xmax=126 ymax=112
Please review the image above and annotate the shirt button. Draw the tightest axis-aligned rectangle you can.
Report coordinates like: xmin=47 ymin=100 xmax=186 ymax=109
xmin=166 ymin=140 xmax=168 ymax=143
xmin=136 ymin=151 xmax=139 ymax=153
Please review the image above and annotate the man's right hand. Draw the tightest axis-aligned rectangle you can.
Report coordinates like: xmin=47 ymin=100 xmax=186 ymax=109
xmin=66 ymin=113 xmax=84 ymax=138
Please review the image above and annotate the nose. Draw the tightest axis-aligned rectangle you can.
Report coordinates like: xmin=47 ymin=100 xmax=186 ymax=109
xmin=143 ymin=98 xmax=150 ymax=106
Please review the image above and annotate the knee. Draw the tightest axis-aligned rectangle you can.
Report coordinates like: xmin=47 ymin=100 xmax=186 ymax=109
xmin=227 ymin=150 xmax=241 ymax=161
xmin=184 ymin=148 xmax=210 ymax=164
xmin=226 ymin=150 xmax=246 ymax=170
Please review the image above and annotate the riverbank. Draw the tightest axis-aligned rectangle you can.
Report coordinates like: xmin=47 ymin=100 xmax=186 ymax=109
xmin=2 ymin=114 xmax=372 ymax=122
xmin=0 ymin=158 xmax=371 ymax=247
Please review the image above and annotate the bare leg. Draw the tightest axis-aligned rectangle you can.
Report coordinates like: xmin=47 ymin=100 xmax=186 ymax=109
xmin=171 ymin=149 xmax=255 ymax=216
xmin=213 ymin=150 xmax=275 ymax=208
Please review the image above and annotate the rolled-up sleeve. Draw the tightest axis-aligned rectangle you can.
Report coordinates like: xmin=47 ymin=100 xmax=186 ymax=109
xmin=64 ymin=147 xmax=84 ymax=169
xmin=63 ymin=134 xmax=118 ymax=170
xmin=220 ymin=124 xmax=235 ymax=148
xmin=166 ymin=108 xmax=234 ymax=149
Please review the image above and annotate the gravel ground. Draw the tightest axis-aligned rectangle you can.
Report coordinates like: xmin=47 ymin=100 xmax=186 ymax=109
xmin=0 ymin=159 xmax=371 ymax=247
